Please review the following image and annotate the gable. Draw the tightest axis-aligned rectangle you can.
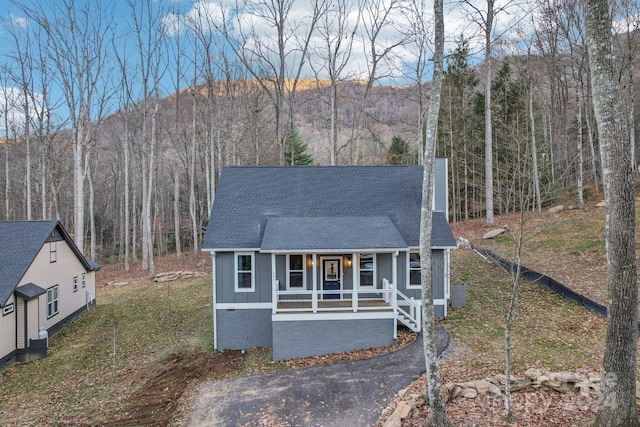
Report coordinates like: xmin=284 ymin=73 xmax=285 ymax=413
xmin=203 ymin=163 xmax=456 ymax=252
xmin=0 ymin=221 xmax=99 ymax=306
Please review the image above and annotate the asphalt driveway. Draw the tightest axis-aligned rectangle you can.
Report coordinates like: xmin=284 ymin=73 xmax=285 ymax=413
xmin=186 ymin=324 xmax=450 ymax=426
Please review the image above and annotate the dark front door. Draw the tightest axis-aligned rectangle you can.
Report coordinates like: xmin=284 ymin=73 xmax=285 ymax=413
xmin=322 ymin=258 xmax=341 ymax=299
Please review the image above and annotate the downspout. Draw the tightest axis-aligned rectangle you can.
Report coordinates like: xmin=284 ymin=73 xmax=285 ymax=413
xmin=211 ymin=251 xmax=217 ymax=351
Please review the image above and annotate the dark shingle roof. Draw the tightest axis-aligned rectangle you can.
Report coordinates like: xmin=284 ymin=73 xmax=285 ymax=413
xmin=0 ymin=221 xmax=99 ymax=306
xmin=261 ymin=216 xmax=408 ymax=251
xmin=203 ymin=166 xmax=457 ymax=252
xmin=14 ymin=283 xmax=47 ymax=300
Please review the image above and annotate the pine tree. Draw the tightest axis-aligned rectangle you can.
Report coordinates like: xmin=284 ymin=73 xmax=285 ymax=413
xmin=285 ymin=127 xmax=313 ymax=165
xmin=387 ymin=136 xmax=410 ymax=165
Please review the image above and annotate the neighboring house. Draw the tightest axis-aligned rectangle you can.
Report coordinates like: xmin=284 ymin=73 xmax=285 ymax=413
xmin=0 ymin=221 xmax=99 ymax=370
xmin=202 ymin=159 xmax=457 ymax=360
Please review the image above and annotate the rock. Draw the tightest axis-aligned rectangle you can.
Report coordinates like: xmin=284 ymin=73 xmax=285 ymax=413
xmin=475 ymin=379 xmax=502 ymax=397
xmin=397 ymin=401 xmax=413 ymax=419
xmin=460 ymin=387 xmax=478 ymax=399
xmin=382 ymin=401 xmax=414 ymax=427
xmin=550 ymin=371 xmax=583 ymax=384
xmin=524 ymin=368 xmax=543 ymax=381
xmin=541 ymin=375 xmax=573 ymax=393
xmin=483 ymin=228 xmax=506 ymax=239
xmin=595 ymin=201 xmax=606 ymax=207
xmin=548 ymin=205 xmax=564 ymax=214
xmin=510 ymin=378 xmax=533 ymax=392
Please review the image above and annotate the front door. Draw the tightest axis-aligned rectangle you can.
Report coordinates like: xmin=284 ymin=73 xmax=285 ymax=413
xmin=322 ymin=258 xmax=341 ymax=299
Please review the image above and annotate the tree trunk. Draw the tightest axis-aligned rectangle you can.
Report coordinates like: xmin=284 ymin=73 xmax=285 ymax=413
xmin=584 ymin=0 xmax=639 ymax=425
xmin=484 ymin=0 xmax=495 ymax=226
xmin=529 ymin=86 xmax=541 ymax=213
xmin=174 ymin=171 xmax=182 ymax=259
xmin=420 ymin=0 xmax=450 ymax=423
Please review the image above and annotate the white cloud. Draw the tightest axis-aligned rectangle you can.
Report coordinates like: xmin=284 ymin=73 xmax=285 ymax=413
xmin=0 ymin=87 xmax=46 ymax=134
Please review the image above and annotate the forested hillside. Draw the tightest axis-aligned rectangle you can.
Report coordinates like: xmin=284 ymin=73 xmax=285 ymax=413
xmin=1 ymin=0 xmax=639 ymax=269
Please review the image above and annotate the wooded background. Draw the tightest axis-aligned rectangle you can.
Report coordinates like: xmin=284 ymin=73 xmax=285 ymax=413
xmin=0 ymin=0 xmax=638 ymax=272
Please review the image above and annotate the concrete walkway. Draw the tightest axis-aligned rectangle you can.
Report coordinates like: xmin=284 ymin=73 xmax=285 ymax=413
xmin=186 ymin=324 xmax=450 ymax=427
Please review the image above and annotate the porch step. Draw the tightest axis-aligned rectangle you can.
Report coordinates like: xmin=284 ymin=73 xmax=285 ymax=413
xmin=397 ymin=313 xmax=420 ymax=333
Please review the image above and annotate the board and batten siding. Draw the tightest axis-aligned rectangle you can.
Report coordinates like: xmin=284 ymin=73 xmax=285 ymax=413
xmin=215 ymin=251 xmax=273 ymax=304
xmin=0 ymin=294 xmax=16 ymax=362
xmin=18 ymin=240 xmax=96 ymax=335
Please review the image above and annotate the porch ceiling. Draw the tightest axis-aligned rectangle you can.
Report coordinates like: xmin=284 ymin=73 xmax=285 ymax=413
xmin=260 ymin=216 xmax=408 ymax=251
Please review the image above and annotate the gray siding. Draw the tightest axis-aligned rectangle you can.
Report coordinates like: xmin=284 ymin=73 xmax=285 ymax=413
xmin=272 ymin=318 xmax=395 ymax=360
xmin=216 ymin=252 xmax=273 ymax=304
xmin=216 ymin=308 xmax=273 ymax=350
xmin=376 ymin=253 xmax=392 ymax=287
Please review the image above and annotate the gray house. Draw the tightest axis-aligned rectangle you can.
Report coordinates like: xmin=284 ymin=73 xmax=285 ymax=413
xmin=0 ymin=221 xmax=99 ymax=370
xmin=202 ymin=160 xmax=457 ymax=360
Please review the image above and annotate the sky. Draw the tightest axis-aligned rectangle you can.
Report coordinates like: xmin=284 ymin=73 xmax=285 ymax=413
xmin=1 ymin=0 xmax=629 ymax=131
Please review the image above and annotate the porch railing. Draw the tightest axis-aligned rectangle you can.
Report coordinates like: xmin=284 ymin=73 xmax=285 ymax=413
xmin=272 ymin=279 xmax=422 ymax=332
xmin=273 ymin=281 xmax=395 ymax=314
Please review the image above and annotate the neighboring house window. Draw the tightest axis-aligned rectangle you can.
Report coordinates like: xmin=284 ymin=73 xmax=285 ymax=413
xmin=359 ymin=253 xmax=375 ymax=287
xmin=235 ymin=252 xmax=255 ymax=292
xmin=73 ymin=276 xmax=78 ymax=292
xmin=408 ymin=251 xmax=421 ymax=289
xmin=47 ymin=285 xmax=59 ymax=318
xmin=82 ymin=273 xmax=86 ymax=288
xmin=3 ymin=303 xmax=14 ymax=316
xmin=287 ymin=254 xmax=305 ymax=289
xmin=49 ymin=242 xmax=57 ymax=263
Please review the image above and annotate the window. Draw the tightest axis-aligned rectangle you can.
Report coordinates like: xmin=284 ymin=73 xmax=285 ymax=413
xmin=3 ymin=303 xmax=14 ymax=316
xmin=408 ymin=252 xmax=421 ymax=289
xmin=73 ymin=276 xmax=78 ymax=292
xmin=47 ymin=285 xmax=59 ymax=318
xmin=359 ymin=253 xmax=375 ymax=287
xmin=287 ymin=254 xmax=305 ymax=289
xmin=82 ymin=273 xmax=86 ymax=288
xmin=49 ymin=242 xmax=57 ymax=263
xmin=235 ymin=253 xmax=254 ymax=292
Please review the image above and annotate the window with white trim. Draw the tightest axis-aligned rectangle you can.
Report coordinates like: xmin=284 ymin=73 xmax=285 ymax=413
xmin=3 ymin=303 xmax=14 ymax=316
xmin=82 ymin=273 xmax=86 ymax=288
xmin=235 ymin=252 xmax=255 ymax=292
xmin=73 ymin=276 xmax=78 ymax=292
xmin=408 ymin=251 xmax=421 ymax=289
xmin=287 ymin=254 xmax=305 ymax=289
xmin=47 ymin=285 xmax=59 ymax=318
xmin=359 ymin=253 xmax=375 ymax=287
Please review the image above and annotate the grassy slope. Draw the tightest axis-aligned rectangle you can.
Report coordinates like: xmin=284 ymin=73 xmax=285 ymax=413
xmin=441 ymin=205 xmax=625 ymax=381
xmin=0 ymin=278 xmax=214 ymax=425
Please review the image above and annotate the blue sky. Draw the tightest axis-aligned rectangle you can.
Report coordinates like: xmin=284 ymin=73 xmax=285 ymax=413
xmin=0 ymin=0 xmax=579 ymax=131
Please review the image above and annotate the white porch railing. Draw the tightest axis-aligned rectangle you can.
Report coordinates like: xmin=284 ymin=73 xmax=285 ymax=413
xmin=273 ymin=278 xmax=422 ymax=333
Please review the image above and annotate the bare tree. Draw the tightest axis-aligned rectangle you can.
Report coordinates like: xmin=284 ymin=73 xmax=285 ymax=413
xmin=399 ymin=0 xmax=433 ymax=166
xmin=17 ymin=0 xmax=115 ymax=253
xmin=419 ymin=0 xmax=449 ymax=423
xmin=309 ymin=0 xmax=361 ymax=165
xmin=214 ymin=0 xmax=323 ymax=165
xmin=351 ymin=0 xmax=404 ymax=164
xmin=583 ymin=0 xmax=639 ymax=424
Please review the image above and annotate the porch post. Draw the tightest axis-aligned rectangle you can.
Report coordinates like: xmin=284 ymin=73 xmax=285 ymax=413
xmin=391 ymin=251 xmax=398 ymax=304
xmin=352 ymin=252 xmax=358 ymax=312
xmin=312 ymin=254 xmax=318 ymax=312
xmin=271 ymin=253 xmax=277 ymax=314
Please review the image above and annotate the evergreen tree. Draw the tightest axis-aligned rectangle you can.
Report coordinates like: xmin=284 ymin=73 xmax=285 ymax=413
xmin=387 ymin=136 xmax=410 ymax=165
xmin=284 ymin=126 xmax=313 ymax=165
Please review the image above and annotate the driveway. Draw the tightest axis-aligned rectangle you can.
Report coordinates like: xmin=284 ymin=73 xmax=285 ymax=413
xmin=186 ymin=324 xmax=450 ymax=426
